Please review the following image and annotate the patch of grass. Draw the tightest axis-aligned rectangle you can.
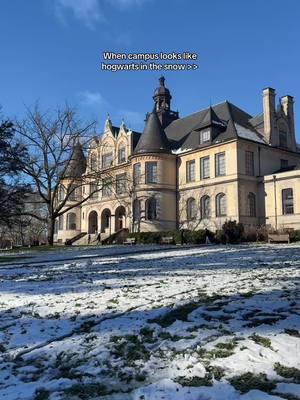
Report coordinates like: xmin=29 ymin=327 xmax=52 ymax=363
xmin=284 ymin=329 xmax=300 ymax=338
xmin=206 ymin=365 xmax=225 ymax=380
xmin=111 ymin=335 xmax=150 ymax=365
xmin=33 ymin=389 xmax=50 ymax=400
xmin=229 ymin=372 xmax=276 ymax=394
xmin=149 ymin=302 xmax=200 ymax=327
xmin=250 ymin=334 xmax=273 ymax=349
xmin=148 ymin=293 xmax=221 ymax=328
xmin=158 ymin=331 xmax=181 ymax=341
xmin=175 ymin=374 xmax=213 ymax=387
xmin=65 ymin=383 xmax=109 ymax=399
xmin=274 ymin=363 xmax=300 ymax=383
xmin=139 ymin=327 xmax=156 ymax=343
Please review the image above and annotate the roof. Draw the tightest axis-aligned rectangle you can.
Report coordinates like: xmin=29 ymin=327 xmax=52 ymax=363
xmin=134 ymin=110 xmax=171 ymax=154
xmin=165 ymin=101 xmax=267 ymax=151
xmin=63 ymin=142 xmax=87 ymax=179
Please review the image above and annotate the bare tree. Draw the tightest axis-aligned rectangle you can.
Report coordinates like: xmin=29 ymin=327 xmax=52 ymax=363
xmin=14 ymin=105 xmax=110 ymax=245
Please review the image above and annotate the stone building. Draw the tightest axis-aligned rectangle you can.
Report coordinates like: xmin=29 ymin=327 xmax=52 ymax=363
xmin=55 ymin=77 xmax=300 ymax=244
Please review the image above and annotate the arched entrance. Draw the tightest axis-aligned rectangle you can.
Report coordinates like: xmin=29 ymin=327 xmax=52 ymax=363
xmin=115 ymin=206 xmax=126 ymax=231
xmin=101 ymin=208 xmax=111 ymax=233
xmin=88 ymin=211 xmax=98 ymax=234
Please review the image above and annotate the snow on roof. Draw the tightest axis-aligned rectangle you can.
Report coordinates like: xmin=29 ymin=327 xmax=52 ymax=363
xmin=234 ymin=123 xmax=266 ymax=144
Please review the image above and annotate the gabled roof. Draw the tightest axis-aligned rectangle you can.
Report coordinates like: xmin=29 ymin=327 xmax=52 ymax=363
xmin=165 ymin=101 xmax=266 ymax=151
xmin=134 ymin=110 xmax=171 ymax=154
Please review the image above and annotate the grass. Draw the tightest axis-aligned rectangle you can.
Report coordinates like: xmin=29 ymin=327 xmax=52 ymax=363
xmin=229 ymin=372 xmax=276 ymax=394
xmin=250 ymin=334 xmax=273 ymax=349
xmin=111 ymin=335 xmax=150 ymax=365
xmin=0 ymin=255 xmax=30 ymax=263
xmin=274 ymin=362 xmax=300 ymax=383
xmin=148 ymin=292 xmax=221 ymax=328
xmin=64 ymin=383 xmax=110 ymax=399
xmin=175 ymin=374 xmax=213 ymax=387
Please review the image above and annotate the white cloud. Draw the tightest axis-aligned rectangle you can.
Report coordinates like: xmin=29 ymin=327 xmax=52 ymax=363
xmin=78 ymin=91 xmax=107 ymax=107
xmin=55 ymin=0 xmax=105 ymax=29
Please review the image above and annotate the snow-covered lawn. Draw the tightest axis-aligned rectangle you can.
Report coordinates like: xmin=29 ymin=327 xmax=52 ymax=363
xmin=0 ymin=243 xmax=299 ymax=400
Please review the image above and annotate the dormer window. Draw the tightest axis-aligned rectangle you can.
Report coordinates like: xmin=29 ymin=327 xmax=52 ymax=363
xmin=200 ymin=129 xmax=210 ymax=144
xmin=102 ymin=152 xmax=113 ymax=168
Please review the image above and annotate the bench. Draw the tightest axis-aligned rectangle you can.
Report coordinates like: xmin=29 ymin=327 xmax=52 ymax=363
xmin=123 ymin=237 xmax=136 ymax=245
xmin=160 ymin=236 xmax=174 ymax=245
xmin=268 ymin=234 xmax=290 ymax=244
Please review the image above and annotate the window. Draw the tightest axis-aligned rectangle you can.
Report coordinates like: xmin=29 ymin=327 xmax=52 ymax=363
xmin=118 ymin=147 xmax=126 ymax=164
xmin=282 ymin=188 xmax=294 ymax=215
xmin=90 ymin=183 xmax=98 ymax=199
xmin=58 ymin=186 xmax=65 ymax=201
xmin=90 ymin=153 xmax=97 ymax=171
xmin=247 ymin=192 xmax=256 ymax=217
xmin=200 ymin=156 xmax=210 ymax=179
xmin=133 ymin=163 xmax=141 ymax=186
xmin=58 ymin=215 xmax=64 ymax=230
xmin=102 ymin=152 xmax=113 ymax=168
xmin=216 ymin=193 xmax=226 ymax=216
xmin=102 ymin=178 xmax=112 ymax=197
xmin=187 ymin=198 xmax=197 ymax=221
xmin=280 ymin=159 xmax=288 ymax=169
xmin=145 ymin=162 xmax=158 ymax=184
xmin=245 ymin=151 xmax=254 ymax=176
xmin=68 ymin=184 xmax=77 ymax=201
xmin=215 ymin=152 xmax=226 ymax=176
xmin=133 ymin=199 xmax=141 ymax=222
xmin=279 ymin=130 xmax=288 ymax=148
xmin=145 ymin=198 xmax=157 ymax=220
xmin=200 ymin=129 xmax=210 ymax=144
xmin=67 ymin=212 xmax=77 ymax=230
xmin=200 ymin=195 xmax=210 ymax=218
xmin=116 ymin=173 xmax=127 ymax=194
xmin=186 ymin=160 xmax=195 ymax=182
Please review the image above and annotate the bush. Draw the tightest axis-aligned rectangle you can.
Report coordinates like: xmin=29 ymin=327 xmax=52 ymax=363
xmin=221 ymin=220 xmax=244 ymax=244
xmin=289 ymin=230 xmax=300 ymax=243
xmin=129 ymin=229 xmax=214 ymax=245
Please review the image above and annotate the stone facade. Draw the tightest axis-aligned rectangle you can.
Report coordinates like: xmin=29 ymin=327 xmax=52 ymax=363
xmin=55 ymin=78 xmax=300 ymax=244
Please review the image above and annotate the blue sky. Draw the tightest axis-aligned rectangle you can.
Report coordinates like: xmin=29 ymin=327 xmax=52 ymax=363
xmin=1 ymin=0 xmax=300 ymax=138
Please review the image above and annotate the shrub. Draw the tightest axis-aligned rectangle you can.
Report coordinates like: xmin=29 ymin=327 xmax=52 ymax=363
xmin=129 ymin=229 xmax=214 ymax=245
xmin=221 ymin=220 xmax=244 ymax=244
xmin=289 ymin=230 xmax=300 ymax=243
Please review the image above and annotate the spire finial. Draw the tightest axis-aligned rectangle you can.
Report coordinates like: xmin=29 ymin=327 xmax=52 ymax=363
xmin=159 ymin=75 xmax=165 ymax=86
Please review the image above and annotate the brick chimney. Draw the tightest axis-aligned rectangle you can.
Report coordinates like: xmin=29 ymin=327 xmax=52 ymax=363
xmin=262 ymin=87 xmax=276 ymax=144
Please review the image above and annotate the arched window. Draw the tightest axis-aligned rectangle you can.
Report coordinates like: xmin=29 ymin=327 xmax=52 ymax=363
xmin=216 ymin=193 xmax=226 ymax=217
xmin=200 ymin=195 xmax=210 ymax=218
xmin=133 ymin=199 xmax=141 ymax=222
xmin=145 ymin=198 xmax=157 ymax=220
xmin=67 ymin=212 xmax=77 ymax=230
xmin=58 ymin=215 xmax=64 ymax=230
xmin=187 ymin=198 xmax=197 ymax=221
xmin=90 ymin=153 xmax=97 ymax=171
xmin=247 ymin=192 xmax=256 ymax=217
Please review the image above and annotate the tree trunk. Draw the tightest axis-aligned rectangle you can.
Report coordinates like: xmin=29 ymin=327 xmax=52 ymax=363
xmin=47 ymin=218 xmax=55 ymax=246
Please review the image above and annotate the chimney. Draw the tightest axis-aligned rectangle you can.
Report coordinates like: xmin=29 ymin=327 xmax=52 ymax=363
xmin=263 ymin=87 xmax=276 ymax=144
xmin=280 ymin=95 xmax=295 ymax=136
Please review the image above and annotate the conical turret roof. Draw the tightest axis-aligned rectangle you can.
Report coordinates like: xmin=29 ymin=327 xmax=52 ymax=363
xmin=63 ymin=142 xmax=87 ymax=178
xmin=134 ymin=109 xmax=171 ymax=154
